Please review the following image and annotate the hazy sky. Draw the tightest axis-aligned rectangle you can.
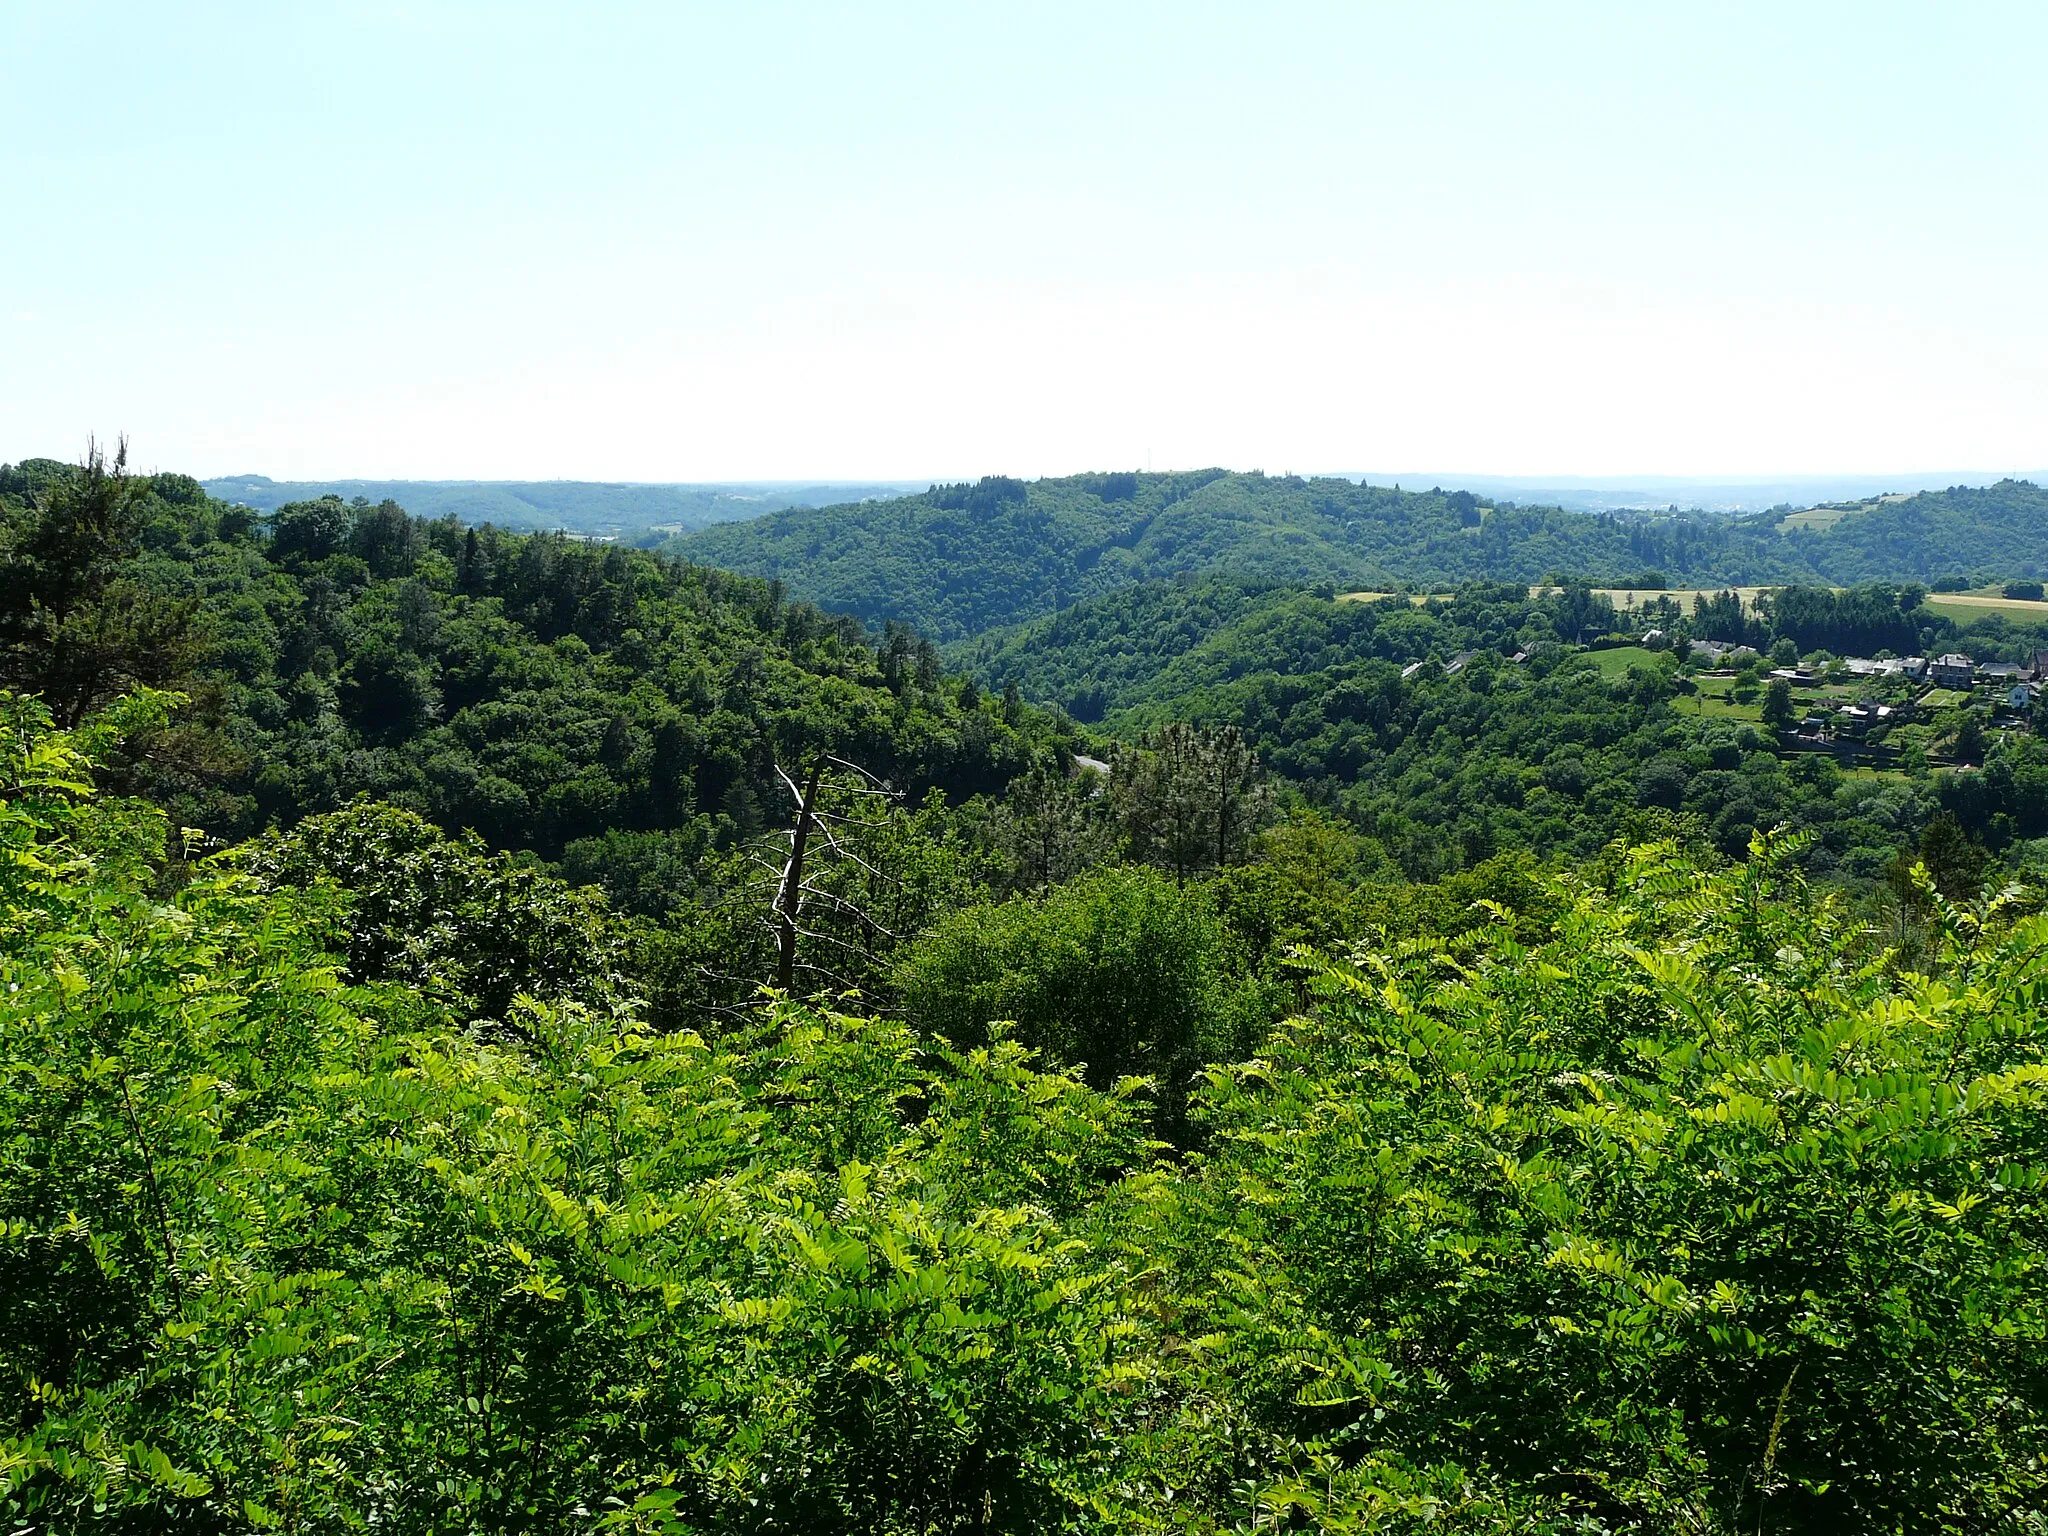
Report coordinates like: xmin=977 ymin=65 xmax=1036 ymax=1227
xmin=6 ymin=1 xmax=2046 ymax=481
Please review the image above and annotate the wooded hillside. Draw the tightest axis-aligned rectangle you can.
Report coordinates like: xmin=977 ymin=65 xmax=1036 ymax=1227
xmin=668 ymin=471 xmax=2048 ymax=640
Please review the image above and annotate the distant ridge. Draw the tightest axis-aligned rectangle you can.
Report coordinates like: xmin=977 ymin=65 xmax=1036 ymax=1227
xmin=202 ymin=475 xmax=926 ymax=537
xmin=1329 ymin=471 xmax=2048 ymax=516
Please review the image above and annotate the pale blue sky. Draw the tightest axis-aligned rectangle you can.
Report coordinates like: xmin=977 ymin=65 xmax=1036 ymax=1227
xmin=5 ymin=2 xmax=2045 ymax=481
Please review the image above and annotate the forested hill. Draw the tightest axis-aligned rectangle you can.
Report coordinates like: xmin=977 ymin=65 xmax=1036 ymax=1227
xmin=1777 ymin=477 xmax=2048 ymax=582
xmin=952 ymin=570 xmax=2043 ymax=727
xmin=0 ymin=460 xmax=1065 ymax=857
xmin=667 ymin=470 xmax=1695 ymax=640
xmin=670 ymin=471 xmax=2048 ymax=640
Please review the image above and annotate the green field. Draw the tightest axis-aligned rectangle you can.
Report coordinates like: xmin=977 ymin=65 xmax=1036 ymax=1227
xmin=1682 ymin=672 xmax=1765 ymax=721
xmin=1922 ymin=591 xmax=2048 ymax=624
xmin=1585 ymin=645 xmax=1664 ymax=678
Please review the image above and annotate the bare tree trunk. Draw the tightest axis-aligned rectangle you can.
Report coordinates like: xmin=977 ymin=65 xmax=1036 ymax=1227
xmin=775 ymin=758 xmax=826 ymax=989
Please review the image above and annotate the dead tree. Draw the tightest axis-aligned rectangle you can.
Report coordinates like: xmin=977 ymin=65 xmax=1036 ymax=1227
xmin=764 ymin=753 xmax=904 ymax=993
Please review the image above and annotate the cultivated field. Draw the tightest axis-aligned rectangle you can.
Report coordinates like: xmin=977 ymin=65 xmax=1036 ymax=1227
xmin=1338 ymin=583 xmax=2048 ymax=626
xmin=1585 ymin=586 xmax=1772 ymax=615
xmin=1776 ymin=493 xmax=1909 ymax=532
xmin=1339 ymin=587 xmax=1776 ymax=613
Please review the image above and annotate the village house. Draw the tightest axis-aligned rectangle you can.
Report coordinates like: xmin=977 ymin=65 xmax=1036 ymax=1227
xmin=1841 ymin=656 xmax=1924 ymax=679
xmin=1930 ymin=653 xmax=1976 ymax=690
xmin=1689 ymin=639 xmax=1760 ymax=666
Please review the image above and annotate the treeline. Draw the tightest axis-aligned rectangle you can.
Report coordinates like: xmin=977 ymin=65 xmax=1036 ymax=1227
xmin=198 ymin=472 xmax=920 ymax=537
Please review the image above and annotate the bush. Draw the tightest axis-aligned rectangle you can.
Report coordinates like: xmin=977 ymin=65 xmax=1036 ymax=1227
xmin=896 ymin=864 xmax=1252 ymax=1130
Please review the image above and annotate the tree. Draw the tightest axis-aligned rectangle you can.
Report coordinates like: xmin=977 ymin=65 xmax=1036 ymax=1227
xmin=1762 ymin=677 xmax=1796 ymax=731
xmin=0 ymin=439 xmax=202 ymax=723
xmin=231 ymin=797 xmax=622 ymax=1027
xmin=988 ymin=751 xmax=1116 ymax=890
xmin=266 ymin=494 xmax=354 ymax=565
xmin=1954 ymin=710 xmax=1987 ymax=765
xmin=1116 ymin=721 xmax=1270 ymax=883
xmin=1916 ymin=811 xmax=1986 ymax=899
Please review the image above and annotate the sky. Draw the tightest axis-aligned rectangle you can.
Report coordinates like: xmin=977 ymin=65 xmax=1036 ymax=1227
xmin=5 ymin=1 xmax=2047 ymax=483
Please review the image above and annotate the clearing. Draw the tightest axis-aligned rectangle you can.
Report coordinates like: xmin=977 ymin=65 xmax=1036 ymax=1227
xmin=1776 ymin=494 xmax=1910 ymax=533
xmin=1585 ymin=646 xmax=1664 ymax=678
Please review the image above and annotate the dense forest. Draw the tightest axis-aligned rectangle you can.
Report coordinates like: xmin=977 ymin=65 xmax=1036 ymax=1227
xmin=0 ymin=453 xmax=1059 ymax=856
xmin=7 ymin=448 xmax=2048 ymax=1531
xmin=670 ymin=471 xmax=2048 ymax=641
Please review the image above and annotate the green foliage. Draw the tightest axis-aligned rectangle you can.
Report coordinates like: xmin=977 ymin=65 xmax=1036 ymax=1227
xmin=229 ymin=797 xmax=624 ymax=1029
xmin=0 ymin=441 xmax=204 ymax=725
xmin=0 ymin=697 xmax=1148 ymax=1530
xmin=637 ymin=776 xmax=1000 ymax=1027
xmin=1113 ymin=722 xmax=1270 ymax=883
xmin=984 ymin=751 xmax=1119 ymax=893
xmin=8 ymin=696 xmax=2048 ymax=1531
xmin=1168 ymin=832 xmax=2048 ymax=1530
xmin=1763 ymin=583 xmax=1923 ymax=657
xmin=1762 ymin=677 xmax=1795 ymax=730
